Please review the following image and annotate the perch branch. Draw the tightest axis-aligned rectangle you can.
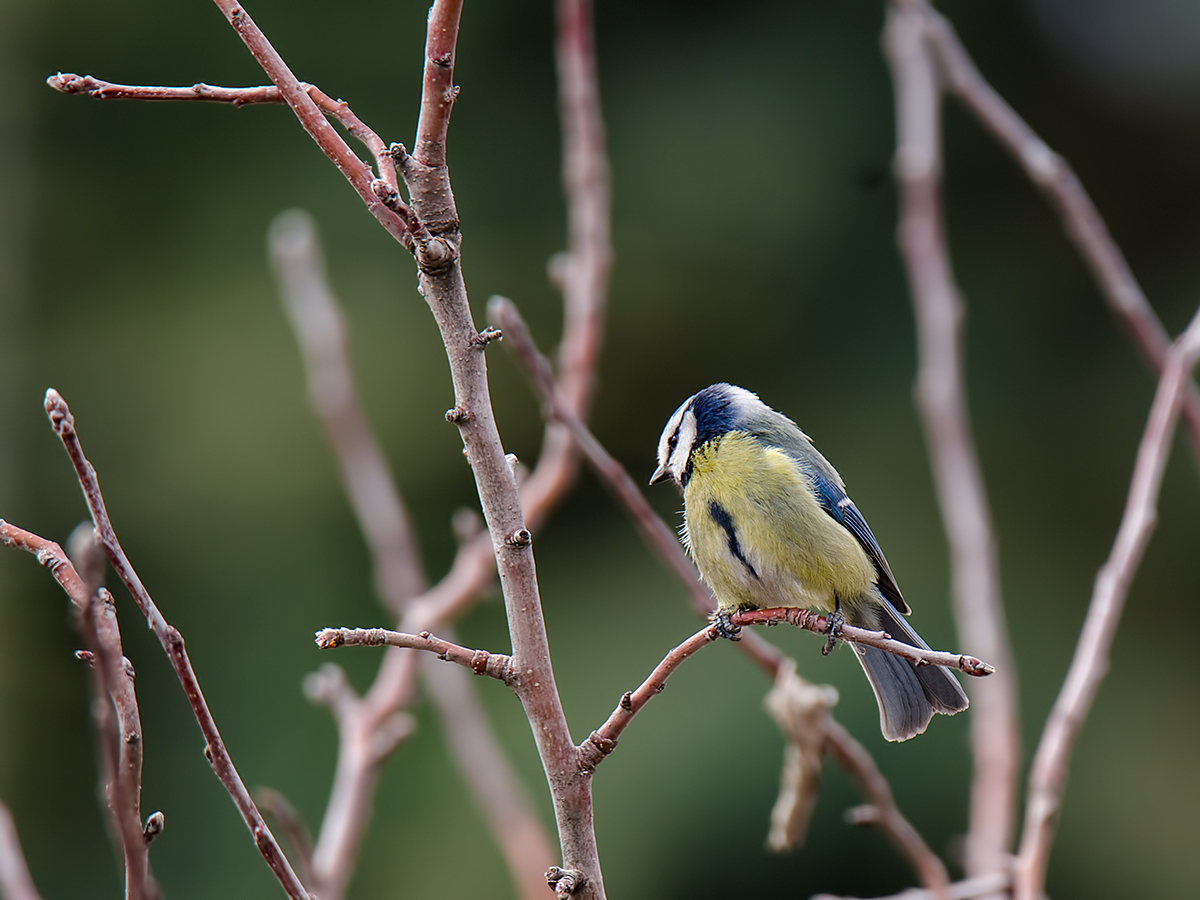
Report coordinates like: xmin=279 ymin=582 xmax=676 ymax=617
xmin=0 ymin=803 xmax=42 ymax=900
xmin=885 ymin=1 xmax=1019 ymax=883
xmin=914 ymin=4 xmax=1200 ymax=468
xmin=41 ymin=390 xmax=309 ymax=900
xmin=489 ymin=297 xmax=952 ymax=892
xmin=1013 ymin=306 xmax=1200 ymax=900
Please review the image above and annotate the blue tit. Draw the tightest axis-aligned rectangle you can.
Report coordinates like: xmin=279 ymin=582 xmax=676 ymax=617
xmin=650 ymin=383 xmax=968 ymax=741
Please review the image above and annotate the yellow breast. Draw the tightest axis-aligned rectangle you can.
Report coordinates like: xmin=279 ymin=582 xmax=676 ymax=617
xmin=682 ymin=433 xmax=875 ymax=612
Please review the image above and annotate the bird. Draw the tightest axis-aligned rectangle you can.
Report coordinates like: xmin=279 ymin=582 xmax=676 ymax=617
xmin=650 ymin=383 xmax=968 ymax=741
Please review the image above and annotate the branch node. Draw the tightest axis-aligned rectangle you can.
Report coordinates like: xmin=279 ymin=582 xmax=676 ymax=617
xmin=444 ymin=406 xmax=470 ymax=424
xmin=143 ymin=811 xmax=166 ymax=844
xmin=432 ymin=51 xmax=453 ymax=68
xmin=546 ymin=866 xmax=587 ymax=898
xmin=415 ymin=236 xmax=457 ymax=273
xmin=505 ymin=528 xmax=532 ymax=547
xmin=619 ymin=691 xmax=633 ymax=710
xmin=469 ymin=649 xmax=491 ymax=676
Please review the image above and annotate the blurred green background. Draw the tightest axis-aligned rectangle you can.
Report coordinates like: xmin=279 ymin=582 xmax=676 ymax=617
xmin=2 ymin=0 xmax=1199 ymax=897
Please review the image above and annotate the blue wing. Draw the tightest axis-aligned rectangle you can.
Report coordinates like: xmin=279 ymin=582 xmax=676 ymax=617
xmin=809 ymin=470 xmax=910 ymax=616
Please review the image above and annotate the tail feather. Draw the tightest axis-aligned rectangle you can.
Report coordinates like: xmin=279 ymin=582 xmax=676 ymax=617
xmin=849 ymin=599 xmax=969 ymax=742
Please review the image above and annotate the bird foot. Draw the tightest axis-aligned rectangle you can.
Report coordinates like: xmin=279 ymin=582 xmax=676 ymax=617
xmin=710 ymin=610 xmax=743 ymax=641
xmin=821 ymin=607 xmax=844 ymax=656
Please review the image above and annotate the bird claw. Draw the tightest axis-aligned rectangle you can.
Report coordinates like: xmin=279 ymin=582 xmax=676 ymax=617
xmin=821 ymin=606 xmax=844 ymax=656
xmin=711 ymin=610 xmax=743 ymax=641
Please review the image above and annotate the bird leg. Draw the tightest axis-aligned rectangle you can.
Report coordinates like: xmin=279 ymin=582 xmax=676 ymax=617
xmin=710 ymin=609 xmax=743 ymax=641
xmin=821 ymin=599 xmax=844 ymax=656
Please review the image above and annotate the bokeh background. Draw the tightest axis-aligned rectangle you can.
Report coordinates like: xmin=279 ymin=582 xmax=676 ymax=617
xmin=2 ymin=0 xmax=1199 ymax=897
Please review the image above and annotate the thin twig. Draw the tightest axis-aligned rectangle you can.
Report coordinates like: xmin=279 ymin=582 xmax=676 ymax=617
xmin=42 ymin=391 xmax=309 ymax=900
xmin=315 ymin=627 xmax=514 ymax=682
xmin=0 ymin=803 xmax=43 ymax=900
xmin=204 ymin=1 xmax=417 ymax=245
xmin=253 ymin=788 xmax=316 ymax=889
xmin=578 ymin=625 xmax=718 ymax=770
xmin=1 ymin=521 xmax=157 ymax=898
xmin=913 ymin=6 xmax=1200 ymax=469
xmin=47 ymin=74 xmax=402 ymax=196
xmin=884 ymin=2 xmax=1019 ymax=884
xmin=1013 ymin=307 xmax=1200 ymax=900
xmin=67 ymin=526 xmax=156 ymax=900
xmin=735 ymin=608 xmax=994 ymax=676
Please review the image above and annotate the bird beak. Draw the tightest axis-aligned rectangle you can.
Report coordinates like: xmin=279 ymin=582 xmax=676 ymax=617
xmin=649 ymin=464 xmax=670 ymax=486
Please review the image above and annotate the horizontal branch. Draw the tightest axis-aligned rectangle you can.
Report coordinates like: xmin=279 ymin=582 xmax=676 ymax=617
xmin=315 ymin=627 xmax=514 ymax=684
xmin=733 ymin=608 xmax=995 ymax=677
xmin=48 ymin=73 xmax=403 ymax=197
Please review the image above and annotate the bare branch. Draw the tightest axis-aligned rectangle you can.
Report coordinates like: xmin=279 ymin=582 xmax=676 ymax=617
xmin=578 ymin=624 xmax=717 ymax=771
xmin=48 ymin=74 xmax=403 ymax=198
xmin=270 ymin=208 xmax=554 ymax=899
xmin=913 ymin=6 xmax=1200 ymax=468
xmin=0 ymin=802 xmax=43 ymax=900
xmin=1 ymin=520 xmax=158 ymax=898
xmin=1013 ymin=307 xmax=1200 ymax=900
xmin=67 ymin=525 xmax=157 ymax=900
xmin=884 ymin=2 xmax=1019 ymax=882
xmin=734 ymin=608 xmax=994 ymax=676
xmin=269 ymin=210 xmax=425 ymax=614
xmin=41 ymin=390 xmax=309 ymax=900
xmin=198 ymin=0 xmax=417 ymax=246
xmin=315 ymin=627 xmax=515 ymax=684
xmin=253 ymin=788 xmax=316 ymax=889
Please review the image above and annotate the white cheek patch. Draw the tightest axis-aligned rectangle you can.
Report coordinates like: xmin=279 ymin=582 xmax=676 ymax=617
xmin=668 ymin=408 xmax=697 ymax=481
xmin=657 ymin=403 xmax=686 ymax=469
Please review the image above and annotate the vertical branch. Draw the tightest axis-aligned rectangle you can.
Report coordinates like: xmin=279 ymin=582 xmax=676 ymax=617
xmin=269 ymin=210 xmax=554 ymax=900
xmin=0 ymin=803 xmax=42 ymax=900
xmin=400 ymin=2 xmax=604 ymax=895
xmin=883 ymin=1 xmax=1019 ymax=884
xmin=1013 ymin=308 xmax=1200 ymax=900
